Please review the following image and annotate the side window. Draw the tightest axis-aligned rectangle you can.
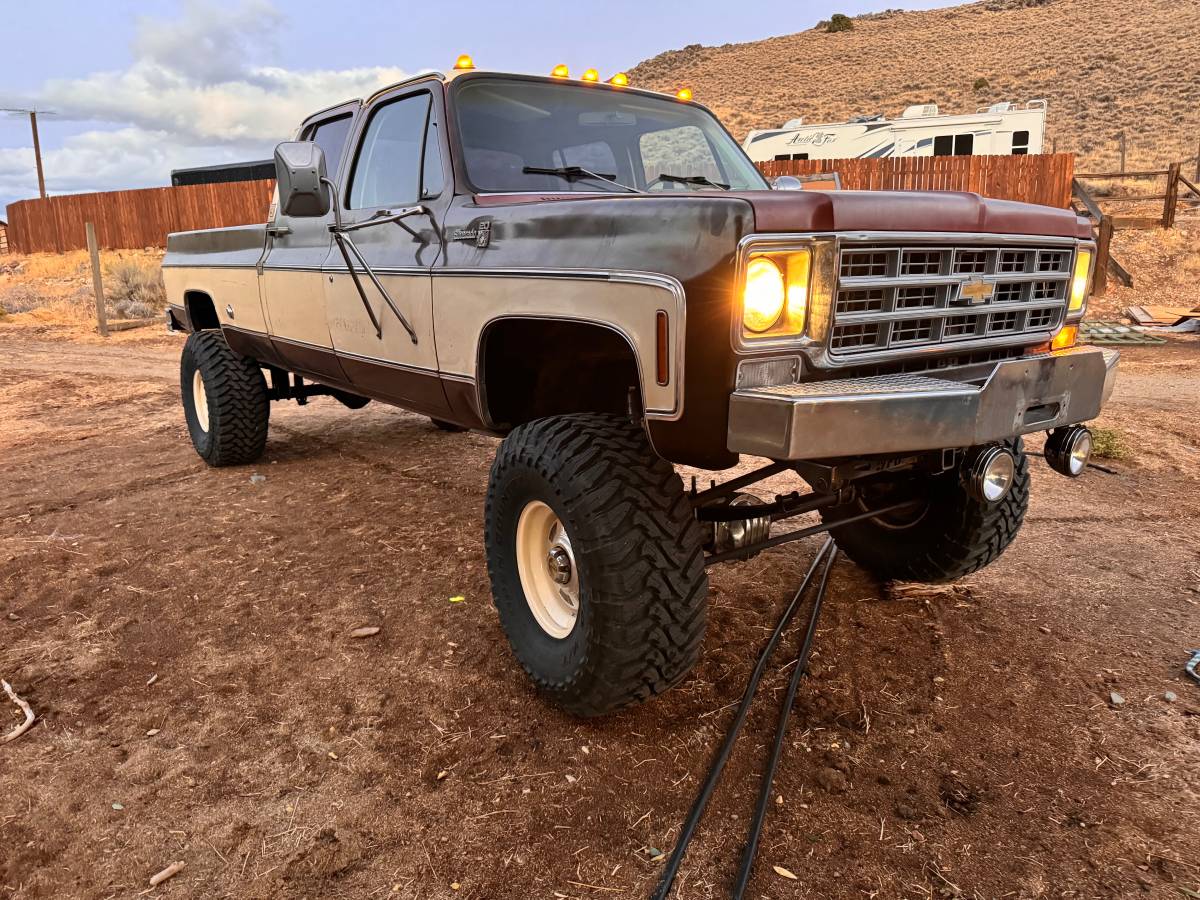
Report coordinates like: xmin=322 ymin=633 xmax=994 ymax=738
xmin=933 ymin=135 xmax=953 ymax=157
xmin=1012 ymin=130 xmax=1030 ymax=155
xmin=347 ymin=93 xmax=433 ymax=210
xmin=954 ymin=133 xmax=974 ymax=156
xmin=304 ymin=114 xmax=353 ymax=178
xmin=640 ymin=125 xmax=723 ymax=185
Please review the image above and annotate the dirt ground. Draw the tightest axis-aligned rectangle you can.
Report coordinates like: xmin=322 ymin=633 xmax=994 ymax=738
xmin=1 ymin=324 xmax=1198 ymax=900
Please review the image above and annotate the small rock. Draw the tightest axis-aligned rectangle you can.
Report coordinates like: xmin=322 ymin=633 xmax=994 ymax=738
xmin=1038 ymin=625 xmax=1051 ymax=635
xmin=111 ymin=803 xmax=124 ymax=811
xmin=1164 ymin=691 xmax=1177 ymax=703
xmin=349 ymin=626 xmax=381 ymax=639
xmin=249 ymin=474 xmax=267 ymax=484
xmin=6 ymin=612 xmax=18 ymax=621
xmin=146 ymin=728 xmax=160 ymax=736
xmin=1109 ymin=691 xmax=1126 ymax=707
xmin=436 ymin=770 xmax=448 ymax=781
xmin=565 ymin=774 xmax=577 ymax=784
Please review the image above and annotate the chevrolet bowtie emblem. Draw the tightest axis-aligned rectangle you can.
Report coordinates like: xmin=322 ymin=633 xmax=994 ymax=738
xmin=956 ymin=278 xmax=994 ymax=305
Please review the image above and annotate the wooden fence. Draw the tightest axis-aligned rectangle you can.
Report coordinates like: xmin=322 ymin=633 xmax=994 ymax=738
xmin=756 ymin=153 xmax=1075 ymax=209
xmin=8 ymin=153 xmax=1076 ymax=254
xmin=6 ymin=179 xmax=275 ymax=254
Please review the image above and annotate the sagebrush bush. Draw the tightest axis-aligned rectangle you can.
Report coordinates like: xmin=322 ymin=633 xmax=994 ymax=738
xmin=0 ymin=283 xmax=47 ymax=314
xmin=974 ymin=77 xmax=991 ymax=91
xmin=827 ymin=13 xmax=854 ymax=32
xmin=105 ymin=259 xmax=166 ymax=319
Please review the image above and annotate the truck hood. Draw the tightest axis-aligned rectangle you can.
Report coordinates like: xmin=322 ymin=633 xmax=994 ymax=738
xmin=726 ymin=189 xmax=1093 ymax=239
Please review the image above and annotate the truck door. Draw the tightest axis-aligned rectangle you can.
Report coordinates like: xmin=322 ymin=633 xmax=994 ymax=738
xmin=259 ymin=104 xmax=357 ymax=381
xmin=323 ymin=82 xmax=449 ymax=415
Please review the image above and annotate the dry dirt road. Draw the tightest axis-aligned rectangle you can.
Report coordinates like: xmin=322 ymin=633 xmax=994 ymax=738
xmin=1 ymin=331 xmax=1198 ymax=900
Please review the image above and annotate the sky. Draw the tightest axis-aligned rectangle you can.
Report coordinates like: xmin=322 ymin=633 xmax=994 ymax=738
xmin=0 ymin=0 xmax=961 ymax=214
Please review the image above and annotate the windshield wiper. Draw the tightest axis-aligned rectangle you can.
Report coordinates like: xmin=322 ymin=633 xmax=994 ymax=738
xmin=657 ymin=172 xmax=731 ymax=190
xmin=522 ymin=165 xmax=644 ymax=194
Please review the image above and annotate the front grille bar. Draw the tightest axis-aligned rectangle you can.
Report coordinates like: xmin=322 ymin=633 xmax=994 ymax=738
xmin=830 ymin=241 xmax=1074 ymax=357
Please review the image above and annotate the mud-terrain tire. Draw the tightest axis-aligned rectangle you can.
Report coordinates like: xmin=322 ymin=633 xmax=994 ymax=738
xmin=431 ymin=418 xmax=466 ymax=432
xmin=821 ymin=439 xmax=1030 ymax=583
xmin=180 ymin=330 xmax=269 ymax=467
xmin=484 ymin=413 xmax=708 ymax=717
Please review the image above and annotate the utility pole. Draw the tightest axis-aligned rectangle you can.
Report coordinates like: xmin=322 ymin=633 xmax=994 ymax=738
xmin=1 ymin=107 xmax=51 ymax=199
xmin=29 ymin=111 xmax=46 ymax=199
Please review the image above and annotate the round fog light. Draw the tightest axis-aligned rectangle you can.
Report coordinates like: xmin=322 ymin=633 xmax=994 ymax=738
xmin=967 ymin=445 xmax=1016 ymax=504
xmin=1045 ymin=425 xmax=1093 ymax=478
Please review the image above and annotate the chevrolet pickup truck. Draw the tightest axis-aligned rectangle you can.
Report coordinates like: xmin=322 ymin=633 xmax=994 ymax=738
xmin=163 ymin=61 xmax=1118 ymax=716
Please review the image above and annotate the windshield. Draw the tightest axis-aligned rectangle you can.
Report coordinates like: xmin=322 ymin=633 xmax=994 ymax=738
xmin=452 ymin=77 xmax=768 ymax=194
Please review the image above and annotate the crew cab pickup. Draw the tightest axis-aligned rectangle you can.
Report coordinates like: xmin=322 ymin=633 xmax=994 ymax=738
xmin=164 ymin=64 xmax=1118 ymax=716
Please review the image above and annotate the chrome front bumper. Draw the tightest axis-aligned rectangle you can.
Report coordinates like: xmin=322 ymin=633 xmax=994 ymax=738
xmin=727 ymin=346 xmax=1120 ymax=460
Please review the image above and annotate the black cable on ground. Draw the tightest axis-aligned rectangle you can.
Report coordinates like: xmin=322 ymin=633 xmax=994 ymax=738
xmin=650 ymin=537 xmax=836 ymax=900
xmin=731 ymin=545 xmax=838 ymax=899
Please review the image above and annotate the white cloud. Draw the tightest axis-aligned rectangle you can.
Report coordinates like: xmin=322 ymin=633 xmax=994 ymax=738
xmin=1 ymin=0 xmax=414 ymax=209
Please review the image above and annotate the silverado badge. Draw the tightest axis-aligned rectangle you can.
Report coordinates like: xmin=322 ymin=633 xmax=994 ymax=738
xmin=452 ymin=220 xmax=492 ymax=248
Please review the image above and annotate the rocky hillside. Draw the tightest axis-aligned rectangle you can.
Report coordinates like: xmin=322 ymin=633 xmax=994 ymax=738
xmin=630 ymin=0 xmax=1200 ymax=170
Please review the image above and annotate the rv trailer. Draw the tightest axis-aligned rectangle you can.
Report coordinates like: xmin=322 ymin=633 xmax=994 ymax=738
xmin=744 ymin=100 xmax=1046 ymax=163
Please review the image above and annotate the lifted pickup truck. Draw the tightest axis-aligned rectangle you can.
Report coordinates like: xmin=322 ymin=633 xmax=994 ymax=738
xmin=164 ymin=62 xmax=1118 ymax=716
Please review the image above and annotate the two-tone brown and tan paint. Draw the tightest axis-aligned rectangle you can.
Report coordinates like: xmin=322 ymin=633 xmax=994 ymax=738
xmin=164 ymin=71 xmax=1095 ymax=470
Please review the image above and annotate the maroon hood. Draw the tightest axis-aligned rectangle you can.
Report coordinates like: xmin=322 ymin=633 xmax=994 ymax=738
xmin=473 ymin=189 xmax=1092 ymax=239
xmin=727 ymin=189 xmax=1092 ymax=239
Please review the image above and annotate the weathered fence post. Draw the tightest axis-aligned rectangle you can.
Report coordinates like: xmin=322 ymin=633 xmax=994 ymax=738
xmin=85 ymin=222 xmax=109 ymax=337
xmin=1118 ymin=132 xmax=1126 ymax=174
xmin=1093 ymin=215 xmax=1113 ymax=297
xmin=1163 ymin=162 xmax=1182 ymax=229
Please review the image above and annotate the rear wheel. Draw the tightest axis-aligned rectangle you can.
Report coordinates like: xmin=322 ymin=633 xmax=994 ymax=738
xmin=484 ymin=413 xmax=708 ymax=716
xmin=180 ymin=330 xmax=269 ymax=467
xmin=821 ymin=439 xmax=1030 ymax=583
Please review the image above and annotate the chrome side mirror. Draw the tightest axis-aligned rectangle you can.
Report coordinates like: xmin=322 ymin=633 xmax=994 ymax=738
xmin=274 ymin=141 xmax=330 ymax=217
xmin=772 ymin=175 xmax=804 ymax=191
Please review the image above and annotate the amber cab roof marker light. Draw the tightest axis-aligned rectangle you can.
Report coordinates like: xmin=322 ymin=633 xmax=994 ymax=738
xmin=608 ymin=72 xmax=630 ymax=86
xmin=676 ymin=87 xmax=694 ymax=101
xmin=551 ymin=64 xmax=570 ymax=78
xmin=453 ymin=54 xmax=475 ymax=71
xmin=581 ymin=68 xmax=600 ymax=83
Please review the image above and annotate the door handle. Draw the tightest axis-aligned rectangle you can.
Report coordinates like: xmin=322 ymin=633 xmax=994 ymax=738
xmin=266 ymin=223 xmax=293 ymax=238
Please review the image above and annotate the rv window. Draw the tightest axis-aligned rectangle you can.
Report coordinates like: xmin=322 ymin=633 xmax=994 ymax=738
xmin=793 ymin=153 xmax=809 ymax=161
xmin=933 ymin=135 xmax=953 ymax=157
xmin=954 ymin=134 xmax=974 ymax=156
xmin=774 ymin=154 xmax=790 ymax=161
xmin=1012 ymin=130 xmax=1030 ymax=155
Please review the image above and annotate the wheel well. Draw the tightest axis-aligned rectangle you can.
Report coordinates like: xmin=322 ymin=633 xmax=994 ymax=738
xmin=184 ymin=290 xmax=220 ymax=331
xmin=480 ymin=319 xmax=642 ymax=428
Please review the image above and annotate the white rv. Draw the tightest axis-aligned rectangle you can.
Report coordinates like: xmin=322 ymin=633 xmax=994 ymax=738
xmin=743 ymin=101 xmax=1047 ymax=162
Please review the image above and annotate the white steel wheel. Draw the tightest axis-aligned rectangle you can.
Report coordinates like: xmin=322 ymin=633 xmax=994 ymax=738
xmin=191 ymin=369 xmax=210 ymax=433
xmin=515 ymin=500 xmax=579 ymax=639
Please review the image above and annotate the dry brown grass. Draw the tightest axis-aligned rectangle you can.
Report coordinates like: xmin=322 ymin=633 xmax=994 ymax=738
xmin=0 ymin=248 xmax=166 ymax=339
xmin=630 ymin=0 xmax=1200 ymax=172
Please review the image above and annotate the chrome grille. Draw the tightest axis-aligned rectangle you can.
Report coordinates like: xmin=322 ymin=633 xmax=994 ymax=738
xmin=830 ymin=240 xmax=1074 ymax=358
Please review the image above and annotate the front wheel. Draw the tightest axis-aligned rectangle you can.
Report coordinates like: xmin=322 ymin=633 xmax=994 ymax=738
xmin=821 ymin=439 xmax=1030 ymax=583
xmin=180 ymin=330 xmax=269 ymax=467
xmin=484 ymin=414 xmax=708 ymax=717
